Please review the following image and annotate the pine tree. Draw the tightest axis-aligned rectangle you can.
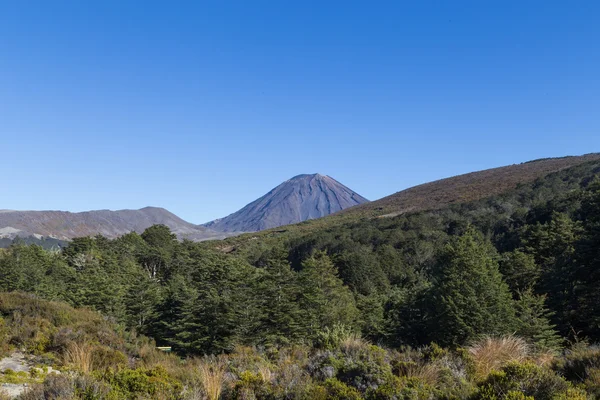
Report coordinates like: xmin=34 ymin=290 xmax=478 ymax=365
xmin=429 ymin=228 xmax=517 ymax=346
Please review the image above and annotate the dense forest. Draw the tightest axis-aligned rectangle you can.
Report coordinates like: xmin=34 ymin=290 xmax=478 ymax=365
xmin=1 ymin=159 xmax=600 ymax=399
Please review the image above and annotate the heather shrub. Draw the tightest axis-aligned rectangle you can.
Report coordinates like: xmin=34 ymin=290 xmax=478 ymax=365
xmin=91 ymin=346 xmax=128 ymax=371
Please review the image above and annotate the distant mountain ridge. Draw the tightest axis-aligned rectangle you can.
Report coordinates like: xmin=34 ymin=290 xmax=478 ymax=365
xmin=0 ymin=207 xmax=228 ymax=242
xmin=204 ymin=173 xmax=368 ymax=232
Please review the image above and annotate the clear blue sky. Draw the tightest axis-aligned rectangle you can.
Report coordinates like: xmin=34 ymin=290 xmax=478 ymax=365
xmin=1 ymin=1 xmax=598 ymax=223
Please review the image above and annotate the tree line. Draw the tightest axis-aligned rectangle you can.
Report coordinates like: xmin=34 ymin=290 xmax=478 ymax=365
xmin=0 ymin=161 xmax=599 ymax=356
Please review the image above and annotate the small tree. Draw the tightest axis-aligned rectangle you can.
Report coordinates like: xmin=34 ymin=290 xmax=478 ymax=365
xmin=514 ymin=289 xmax=562 ymax=352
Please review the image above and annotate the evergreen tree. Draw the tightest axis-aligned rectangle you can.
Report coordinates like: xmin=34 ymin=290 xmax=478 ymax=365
xmin=522 ymin=212 xmax=581 ymax=335
xmin=514 ymin=290 xmax=562 ymax=351
xmin=124 ymin=270 xmax=162 ymax=333
xmin=139 ymin=225 xmax=177 ymax=281
xmin=429 ymin=228 xmax=517 ymax=346
xmin=499 ymin=250 xmax=540 ymax=294
xmin=150 ymin=274 xmax=200 ymax=352
xmin=298 ymin=251 xmax=358 ymax=336
xmin=574 ymin=182 xmax=600 ymax=340
xmin=256 ymin=247 xmax=307 ymax=346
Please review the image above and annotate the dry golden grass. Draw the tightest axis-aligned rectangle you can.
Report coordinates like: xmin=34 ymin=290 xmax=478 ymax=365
xmin=195 ymin=357 xmax=228 ymax=400
xmin=468 ymin=336 xmax=530 ymax=379
xmin=63 ymin=341 xmax=94 ymax=373
xmin=534 ymin=350 xmax=557 ymax=367
xmin=400 ymin=362 xmax=441 ymax=386
xmin=340 ymin=335 xmax=369 ymax=355
xmin=257 ymin=363 xmax=273 ymax=383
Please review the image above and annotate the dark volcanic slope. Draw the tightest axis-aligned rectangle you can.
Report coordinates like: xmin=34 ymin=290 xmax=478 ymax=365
xmin=205 ymin=174 xmax=368 ymax=232
xmin=0 ymin=207 xmax=227 ymax=241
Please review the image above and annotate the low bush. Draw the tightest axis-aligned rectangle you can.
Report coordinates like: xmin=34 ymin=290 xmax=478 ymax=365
xmin=473 ymin=361 xmax=579 ymax=400
xmin=99 ymin=366 xmax=182 ymax=399
xmin=554 ymin=343 xmax=600 ymax=398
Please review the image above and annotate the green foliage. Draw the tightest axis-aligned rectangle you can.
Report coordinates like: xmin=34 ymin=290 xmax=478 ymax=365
xmin=514 ymin=290 xmax=562 ymax=352
xmin=99 ymin=366 xmax=182 ymax=399
xmin=499 ymin=250 xmax=539 ymax=293
xmin=428 ymin=229 xmax=517 ymax=345
xmin=299 ymin=251 xmax=359 ymax=335
xmin=315 ymin=324 xmax=358 ymax=350
xmin=473 ymin=362 xmax=573 ymax=400
xmin=323 ymin=378 xmax=362 ymax=400
xmin=554 ymin=344 xmax=600 ymax=398
xmin=0 ymin=159 xmax=599 ymax=374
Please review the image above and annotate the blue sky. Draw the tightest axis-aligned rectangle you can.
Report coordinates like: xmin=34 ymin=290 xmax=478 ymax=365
xmin=1 ymin=1 xmax=598 ymax=223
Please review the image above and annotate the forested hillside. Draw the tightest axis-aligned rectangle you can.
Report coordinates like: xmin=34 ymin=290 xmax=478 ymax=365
xmin=1 ymin=157 xmax=600 ymax=398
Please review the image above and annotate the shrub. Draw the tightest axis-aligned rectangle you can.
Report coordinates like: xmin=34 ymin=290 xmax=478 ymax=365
xmin=323 ymin=378 xmax=362 ymax=400
xmin=91 ymin=346 xmax=128 ymax=372
xmin=100 ymin=366 xmax=182 ymax=399
xmin=365 ymin=376 xmax=437 ymax=400
xmin=226 ymin=370 xmax=273 ymax=400
xmin=554 ymin=343 xmax=600 ymax=397
xmin=313 ymin=344 xmax=392 ymax=393
xmin=20 ymin=374 xmax=75 ymax=400
xmin=473 ymin=362 xmax=574 ymax=400
xmin=315 ymin=324 xmax=360 ymax=350
xmin=74 ymin=374 xmax=112 ymax=399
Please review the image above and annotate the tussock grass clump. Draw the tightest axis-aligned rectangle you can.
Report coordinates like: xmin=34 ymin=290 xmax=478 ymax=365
xmin=195 ymin=356 xmax=228 ymax=400
xmin=63 ymin=341 xmax=94 ymax=374
xmin=468 ymin=336 xmax=530 ymax=379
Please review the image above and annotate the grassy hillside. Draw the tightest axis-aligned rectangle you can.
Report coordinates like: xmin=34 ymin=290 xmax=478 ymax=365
xmin=209 ymin=153 xmax=600 ymax=254
xmin=343 ymin=153 xmax=600 ymax=218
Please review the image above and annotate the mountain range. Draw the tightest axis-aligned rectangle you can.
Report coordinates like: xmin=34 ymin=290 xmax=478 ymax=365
xmin=0 ymin=207 xmax=227 ymax=242
xmin=0 ymin=173 xmax=367 ymax=243
xmin=2 ymin=154 xmax=599 ymax=245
